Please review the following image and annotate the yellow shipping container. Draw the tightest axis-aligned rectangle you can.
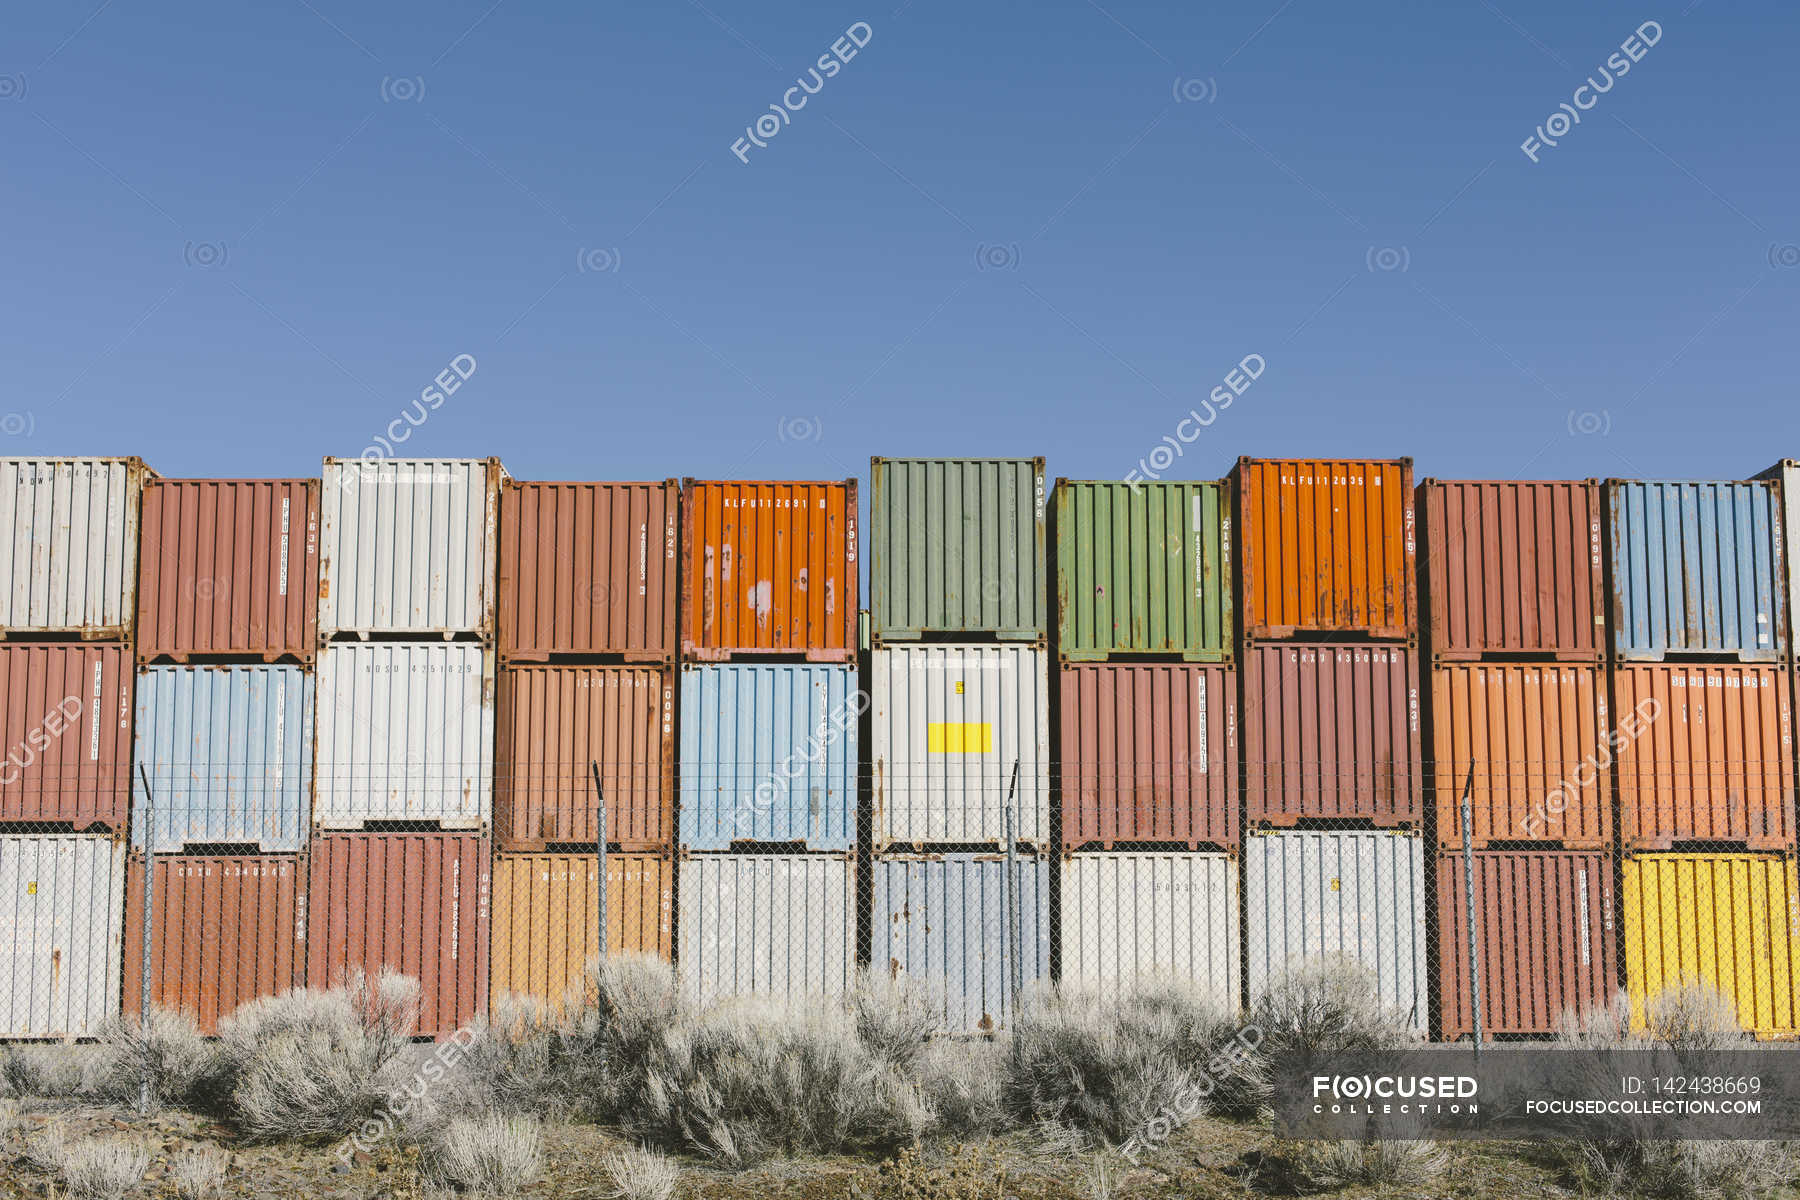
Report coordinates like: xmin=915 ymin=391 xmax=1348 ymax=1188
xmin=1622 ymin=853 xmax=1800 ymax=1038
xmin=490 ymin=852 xmax=672 ymax=1013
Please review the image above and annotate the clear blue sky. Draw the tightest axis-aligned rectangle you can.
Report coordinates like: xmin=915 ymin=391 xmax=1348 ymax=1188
xmin=5 ymin=0 xmax=1795 ymax=486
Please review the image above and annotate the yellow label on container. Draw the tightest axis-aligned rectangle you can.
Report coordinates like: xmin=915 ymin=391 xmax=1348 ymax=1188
xmin=928 ymin=723 xmax=993 ymax=753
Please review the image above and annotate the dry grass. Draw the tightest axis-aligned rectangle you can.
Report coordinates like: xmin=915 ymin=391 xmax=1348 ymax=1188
xmin=600 ymin=1143 xmax=681 ymax=1200
xmin=170 ymin=1145 xmax=230 ymax=1199
xmin=423 ymin=1113 xmax=544 ymax=1195
xmin=57 ymin=1136 xmax=150 ymax=1200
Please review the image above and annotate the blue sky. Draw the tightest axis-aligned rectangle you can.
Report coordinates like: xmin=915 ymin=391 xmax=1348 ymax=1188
xmin=4 ymin=0 xmax=1795 ymax=485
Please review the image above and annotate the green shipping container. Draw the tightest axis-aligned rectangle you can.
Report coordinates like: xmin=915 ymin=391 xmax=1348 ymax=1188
xmin=1053 ymin=479 xmax=1232 ymax=660
xmin=870 ymin=458 xmax=1047 ymax=641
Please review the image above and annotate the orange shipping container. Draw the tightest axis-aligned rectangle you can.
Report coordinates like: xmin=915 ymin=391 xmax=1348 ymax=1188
xmin=136 ymin=479 xmax=320 ymax=662
xmin=1614 ymin=665 xmax=1795 ymax=851
xmin=495 ymin=665 xmax=673 ymax=850
xmin=498 ymin=481 xmax=678 ymax=662
xmin=681 ymin=480 xmax=857 ymax=661
xmin=0 ymin=643 xmax=133 ymax=831
xmin=1235 ymin=457 xmax=1415 ymax=639
xmin=1432 ymin=664 xmax=1611 ymax=849
xmin=123 ymin=854 xmax=303 ymax=1034
xmin=490 ymin=852 xmax=672 ymax=1012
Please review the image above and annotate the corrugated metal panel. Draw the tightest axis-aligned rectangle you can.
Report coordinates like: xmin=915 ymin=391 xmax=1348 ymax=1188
xmin=133 ymin=665 xmax=314 ymax=853
xmin=0 ymin=643 xmax=133 ymax=831
xmin=1431 ymin=664 xmax=1610 ymax=849
xmin=1422 ymin=479 xmax=1605 ymax=660
xmin=677 ymin=853 xmax=854 ymax=1005
xmin=498 ymin=480 xmax=678 ymax=662
xmin=871 ymin=853 xmax=1050 ymax=1034
xmin=1436 ymin=849 xmax=1616 ymax=1039
xmin=136 ymin=479 xmax=319 ymax=661
xmin=681 ymin=481 xmax=857 ymax=661
xmin=1622 ymin=853 xmax=1799 ymax=1037
xmin=679 ymin=664 xmax=857 ymax=851
xmin=1756 ymin=461 xmax=1799 ymax=658
xmin=306 ymin=832 xmax=490 ymax=1039
xmin=1052 ymin=479 xmax=1231 ymax=660
xmin=1060 ymin=851 xmax=1239 ymax=1007
xmin=318 ymin=458 xmax=506 ymax=637
xmin=1608 ymin=480 xmax=1786 ymax=660
xmin=314 ymin=643 xmax=495 ymax=830
xmin=494 ymin=665 xmax=671 ymax=850
xmin=122 ymin=853 xmax=303 ymax=1035
xmin=1245 ymin=830 xmax=1429 ymax=1031
xmin=490 ymin=852 xmax=672 ymax=1012
xmin=1243 ymin=643 xmax=1422 ymax=826
xmin=1235 ymin=457 xmax=1414 ymax=639
xmin=0 ymin=834 xmax=124 ymax=1037
xmin=870 ymin=458 xmax=1047 ymax=641
xmin=871 ymin=644 xmax=1050 ymax=848
xmin=0 ymin=457 xmax=151 ymax=638
xmin=1058 ymin=663 xmax=1237 ymax=849
xmin=1614 ymin=664 xmax=1795 ymax=851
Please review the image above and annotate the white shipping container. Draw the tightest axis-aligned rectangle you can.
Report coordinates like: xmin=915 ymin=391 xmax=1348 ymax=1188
xmin=0 ymin=834 xmax=125 ymax=1037
xmin=319 ymin=457 xmax=505 ymax=636
xmin=0 ymin=457 xmax=151 ymax=637
xmin=872 ymin=644 xmax=1050 ymax=847
xmin=314 ymin=642 xmax=495 ymax=829
xmin=1245 ymin=830 xmax=1429 ymax=1032
xmin=678 ymin=854 xmax=854 ymax=1005
xmin=1061 ymin=851 xmax=1241 ymax=1009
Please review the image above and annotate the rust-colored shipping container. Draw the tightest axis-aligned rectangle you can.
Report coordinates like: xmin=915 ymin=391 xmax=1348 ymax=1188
xmin=490 ymin=851 xmax=672 ymax=1012
xmin=681 ymin=480 xmax=857 ymax=661
xmin=122 ymin=853 xmax=303 ymax=1034
xmin=136 ymin=479 xmax=320 ymax=662
xmin=1235 ymin=457 xmax=1415 ymax=639
xmin=1243 ymin=642 xmax=1422 ymax=825
xmin=306 ymin=832 xmax=490 ymax=1040
xmin=498 ymin=481 xmax=678 ymax=662
xmin=495 ymin=664 xmax=672 ymax=850
xmin=1613 ymin=664 xmax=1795 ymax=851
xmin=1421 ymin=479 xmax=1604 ymax=661
xmin=1431 ymin=663 xmax=1611 ymax=849
xmin=1058 ymin=663 xmax=1237 ymax=849
xmin=1436 ymin=849 xmax=1616 ymax=1039
xmin=0 ymin=643 xmax=133 ymax=831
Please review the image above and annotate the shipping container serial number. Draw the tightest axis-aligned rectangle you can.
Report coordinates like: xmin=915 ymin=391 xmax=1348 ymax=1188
xmin=1631 ymin=1077 xmax=1763 ymax=1096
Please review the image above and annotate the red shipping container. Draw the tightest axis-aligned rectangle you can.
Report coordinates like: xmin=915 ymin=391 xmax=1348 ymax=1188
xmin=136 ymin=479 xmax=320 ymax=662
xmin=1058 ymin=663 xmax=1237 ymax=849
xmin=681 ymin=480 xmax=857 ymax=661
xmin=1235 ymin=457 xmax=1415 ymax=639
xmin=0 ymin=643 xmax=133 ymax=831
xmin=123 ymin=853 xmax=303 ymax=1034
xmin=1243 ymin=642 xmax=1422 ymax=825
xmin=1437 ymin=849 xmax=1617 ymax=1039
xmin=498 ymin=481 xmax=678 ymax=662
xmin=495 ymin=664 xmax=673 ymax=851
xmin=1421 ymin=480 xmax=1605 ymax=661
xmin=306 ymin=833 xmax=491 ymax=1039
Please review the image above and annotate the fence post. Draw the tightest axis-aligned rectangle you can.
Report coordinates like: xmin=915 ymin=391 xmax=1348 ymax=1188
xmin=136 ymin=763 xmax=155 ymax=1114
xmin=591 ymin=760 xmax=607 ymax=963
xmin=1458 ymin=760 xmax=1482 ymax=1060
xmin=1003 ymin=759 xmax=1022 ymax=1031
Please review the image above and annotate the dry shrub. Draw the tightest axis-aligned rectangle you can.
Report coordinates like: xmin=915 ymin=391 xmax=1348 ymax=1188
xmin=423 ymin=1113 xmax=544 ymax=1195
xmin=170 ymin=1145 xmax=229 ymax=1199
xmin=600 ymin=1143 xmax=680 ymax=1200
xmin=57 ymin=1136 xmax=149 ymax=1200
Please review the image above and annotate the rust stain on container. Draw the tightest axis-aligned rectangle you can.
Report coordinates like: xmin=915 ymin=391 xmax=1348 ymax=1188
xmin=490 ymin=851 xmax=672 ymax=1012
xmin=681 ymin=480 xmax=857 ymax=661
xmin=306 ymin=832 xmax=491 ymax=1040
xmin=1436 ymin=848 xmax=1616 ymax=1039
xmin=123 ymin=853 xmax=303 ymax=1035
xmin=0 ymin=643 xmax=133 ymax=831
xmin=1235 ymin=457 xmax=1415 ymax=638
xmin=1431 ymin=663 xmax=1611 ymax=848
xmin=1058 ymin=662 xmax=1238 ymax=849
xmin=494 ymin=664 xmax=673 ymax=850
xmin=136 ymin=479 xmax=320 ymax=662
xmin=1613 ymin=664 xmax=1795 ymax=851
xmin=498 ymin=481 xmax=678 ymax=662
xmin=1243 ymin=642 xmax=1422 ymax=825
xmin=1421 ymin=479 xmax=1604 ymax=661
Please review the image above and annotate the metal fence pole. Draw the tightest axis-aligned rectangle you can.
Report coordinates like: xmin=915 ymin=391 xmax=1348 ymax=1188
xmin=1458 ymin=761 xmax=1482 ymax=1060
xmin=591 ymin=760 xmax=608 ymax=962
xmin=136 ymin=763 xmax=155 ymax=1114
xmin=1003 ymin=759 xmax=1022 ymax=1028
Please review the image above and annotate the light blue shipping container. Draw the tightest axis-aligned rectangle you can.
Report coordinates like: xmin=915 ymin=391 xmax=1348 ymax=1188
xmin=871 ymin=853 xmax=1049 ymax=1034
xmin=132 ymin=665 xmax=314 ymax=852
xmin=678 ymin=664 xmax=858 ymax=851
xmin=1608 ymin=480 xmax=1786 ymax=660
